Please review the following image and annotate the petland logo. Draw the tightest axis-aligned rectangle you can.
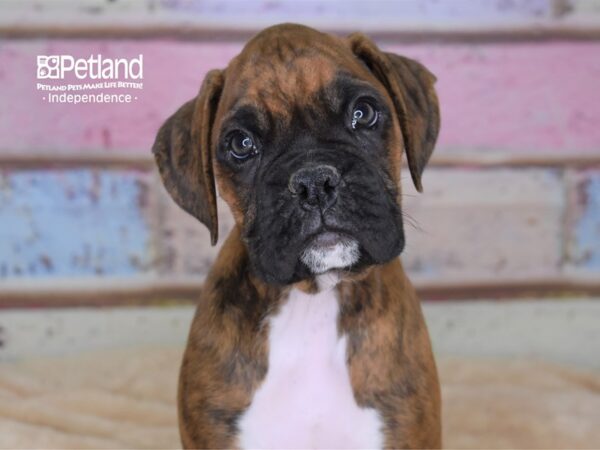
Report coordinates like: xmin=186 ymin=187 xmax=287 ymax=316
xmin=37 ymin=54 xmax=143 ymax=80
xmin=36 ymin=54 xmax=144 ymax=104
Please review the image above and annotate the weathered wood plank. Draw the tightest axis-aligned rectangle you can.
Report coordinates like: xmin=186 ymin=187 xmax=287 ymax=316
xmin=566 ymin=169 xmax=600 ymax=272
xmin=0 ymin=169 xmax=155 ymax=277
xmin=2 ymin=0 xmax=599 ymax=36
xmin=0 ymin=166 xmax=573 ymax=282
xmin=153 ymin=181 xmax=236 ymax=277
xmin=153 ymin=167 xmax=567 ymax=282
xmin=0 ymin=40 xmax=240 ymax=154
xmin=1 ymin=40 xmax=600 ymax=156
xmin=2 ymin=300 xmax=600 ymax=369
xmin=401 ymin=168 xmax=565 ymax=281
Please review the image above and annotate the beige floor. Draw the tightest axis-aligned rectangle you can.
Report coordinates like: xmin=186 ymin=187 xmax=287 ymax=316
xmin=0 ymin=347 xmax=599 ymax=449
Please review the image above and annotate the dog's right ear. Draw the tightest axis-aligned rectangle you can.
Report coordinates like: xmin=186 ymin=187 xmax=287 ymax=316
xmin=153 ymin=70 xmax=224 ymax=246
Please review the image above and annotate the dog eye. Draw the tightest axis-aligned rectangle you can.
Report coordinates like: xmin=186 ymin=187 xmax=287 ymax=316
xmin=229 ymin=131 xmax=257 ymax=160
xmin=351 ymin=101 xmax=378 ymax=130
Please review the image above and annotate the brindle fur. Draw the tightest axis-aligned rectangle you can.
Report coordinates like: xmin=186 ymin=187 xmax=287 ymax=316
xmin=153 ymin=23 xmax=441 ymax=449
xmin=179 ymin=231 xmax=440 ymax=449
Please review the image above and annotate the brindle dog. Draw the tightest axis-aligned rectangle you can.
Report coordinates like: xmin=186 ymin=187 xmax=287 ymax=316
xmin=153 ymin=23 xmax=441 ymax=449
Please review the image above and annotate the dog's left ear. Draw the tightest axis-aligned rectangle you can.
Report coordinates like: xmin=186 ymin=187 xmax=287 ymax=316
xmin=153 ymin=70 xmax=224 ymax=245
xmin=348 ymin=33 xmax=440 ymax=192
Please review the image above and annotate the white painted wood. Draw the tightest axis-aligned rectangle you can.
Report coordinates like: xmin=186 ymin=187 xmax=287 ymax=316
xmin=1 ymin=0 xmax=600 ymax=34
xmin=2 ymin=300 xmax=600 ymax=370
xmin=401 ymin=168 xmax=565 ymax=281
xmin=0 ymin=306 xmax=192 ymax=361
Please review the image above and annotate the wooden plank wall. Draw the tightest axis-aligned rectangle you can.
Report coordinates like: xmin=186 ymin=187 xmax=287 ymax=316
xmin=0 ymin=0 xmax=599 ymax=304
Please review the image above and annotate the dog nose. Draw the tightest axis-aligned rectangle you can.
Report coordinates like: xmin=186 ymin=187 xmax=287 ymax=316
xmin=289 ymin=165 xmax=340 ymax=211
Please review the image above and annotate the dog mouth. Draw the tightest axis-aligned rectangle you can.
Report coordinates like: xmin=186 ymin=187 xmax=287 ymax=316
xmin=299 ymin=230 xmax=360 ymax=274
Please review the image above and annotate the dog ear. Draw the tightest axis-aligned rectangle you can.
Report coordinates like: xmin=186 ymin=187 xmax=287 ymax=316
xmin=153 ymin=70 xmax=224 ymax=245
xmin=348 ymin=33 xmax=440 ymax=192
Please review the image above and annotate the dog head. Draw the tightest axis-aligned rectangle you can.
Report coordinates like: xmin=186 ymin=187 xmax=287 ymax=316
xmin=153 ymin=24 xmax=440 ymax=285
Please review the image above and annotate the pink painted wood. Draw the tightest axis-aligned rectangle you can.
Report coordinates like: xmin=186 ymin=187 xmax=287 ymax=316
xmin=1 ymin=40 xmax=599 ymax=155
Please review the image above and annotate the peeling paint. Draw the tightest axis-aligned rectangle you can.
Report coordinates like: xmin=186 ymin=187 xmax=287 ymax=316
xmin=569 ymin=171 xmax=600 ymax=269
xmin=2 ymin=40 xmax=600 ymax=155
xmin=401 ymin=168 xmax=565 ymax=279
xmin=0 ymin=169 xmax=152 ymax=277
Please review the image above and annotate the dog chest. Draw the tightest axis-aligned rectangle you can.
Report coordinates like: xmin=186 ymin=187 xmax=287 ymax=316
xmin=237 ymin=286 xmax=383 ymax=449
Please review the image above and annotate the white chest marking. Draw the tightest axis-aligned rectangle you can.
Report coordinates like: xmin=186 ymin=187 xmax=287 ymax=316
xmin=238 ymin=287 xmax=383 ymax=449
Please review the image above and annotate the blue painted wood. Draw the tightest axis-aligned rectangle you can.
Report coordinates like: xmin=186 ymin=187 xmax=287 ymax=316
xmin=0 ymin=169 xmax=152 ymax=278
xmin=571 ymin=171 xmax=600 ymax=270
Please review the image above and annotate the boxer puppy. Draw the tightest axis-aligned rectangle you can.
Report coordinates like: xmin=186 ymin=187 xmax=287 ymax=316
xmin=153 ymin=23 xmax=441 ymax=449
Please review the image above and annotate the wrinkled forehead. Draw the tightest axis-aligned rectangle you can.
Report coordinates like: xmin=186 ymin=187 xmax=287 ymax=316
xmin=217 ymin=29 xmax=376 ymax=122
